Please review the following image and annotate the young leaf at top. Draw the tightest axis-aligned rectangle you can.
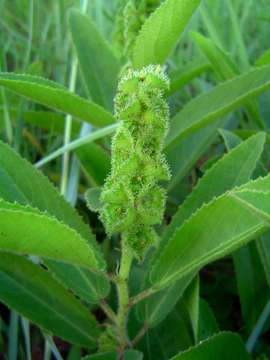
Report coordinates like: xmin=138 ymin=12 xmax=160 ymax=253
xmin=132 ymin=0 xmax=201 ymax=68
xmin=69 ymin=10 xmax=120 ymax=111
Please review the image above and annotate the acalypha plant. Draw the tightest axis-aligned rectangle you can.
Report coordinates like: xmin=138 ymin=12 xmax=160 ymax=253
xmin=1 ymin=0 xmax=270 ymax=359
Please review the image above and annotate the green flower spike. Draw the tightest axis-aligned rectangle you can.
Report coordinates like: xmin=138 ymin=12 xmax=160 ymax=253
xmin=100 ymin=65 xmax=171 ymax=259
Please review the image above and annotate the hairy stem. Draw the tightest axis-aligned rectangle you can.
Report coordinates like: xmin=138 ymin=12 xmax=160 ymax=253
xmin=116 ymin=243 xmax=133 ymax=353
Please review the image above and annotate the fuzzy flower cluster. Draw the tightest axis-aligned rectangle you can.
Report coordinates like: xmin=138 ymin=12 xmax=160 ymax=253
xmin=100 ymin=65 xmax=171 ymax=258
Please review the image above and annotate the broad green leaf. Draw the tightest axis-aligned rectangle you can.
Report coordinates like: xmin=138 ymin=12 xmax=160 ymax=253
xmin=164 ymin=133 xmax=266 ymax=246
xmin=192 ymin=32 xmax=264 ymax=128
xmin=0 ymin=200 xmax=99 ymax=269
xmin=84 ymin=350 xmax=143 ymax=359
xmin=220 ymin=129 xmax=270 ymax=329
xmin=76 ymin=143 xmax=110 ymax=186
xmin=132 ymin=0 xmax=201 ymax=68
xmin=137 ymin=132 xmax=264 ymax=326
xmin=0 ymin=140 xmax=108 ymax=302
xmin=150 ymin=185 xmax=270 ymax=288
xmin=170 ymin=332 xmax=251 ymax=360
xmin=69 ymin=11 xmax=119 ymax=111
xmin=0 ymin=73 xmax=114 ymax=127
xmin=0 ymin=253 xmax=100 ymax=348
xmin=166 ymin=64 xmax=270 ymax=149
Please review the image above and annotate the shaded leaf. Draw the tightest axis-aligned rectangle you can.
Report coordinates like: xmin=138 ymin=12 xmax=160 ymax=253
xmin=0 ymin=253 xmax=100 ymax=348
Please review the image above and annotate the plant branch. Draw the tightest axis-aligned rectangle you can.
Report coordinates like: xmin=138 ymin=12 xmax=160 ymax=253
xmin=129 ymin=286 xmax=157 ymax=307
xmin=100 ymin=299 xmax=118 ymax=325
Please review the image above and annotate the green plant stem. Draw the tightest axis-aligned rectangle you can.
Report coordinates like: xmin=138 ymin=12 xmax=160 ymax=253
xmin=116 ymin=243 xmax=133 ymax=353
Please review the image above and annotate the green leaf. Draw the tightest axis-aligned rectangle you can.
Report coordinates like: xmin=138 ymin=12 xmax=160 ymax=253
xmin=0 ymin=73 xmax=114 ymax=127
xmin=0 ymin=253 xmax=100 ymax=348
xmin=192 ymin=32 xmax=264 ymax=128
xmin=76 ymin=143 xmax=110 ymax=186
xmin=69 ymin=11 xmax=119 ymax=111
xmin=150 ymin=182 xmax=270 ymax=288
xmin=0 ymin=200 xmax=100 ymax=270
xmin=166 ymin=64 xmax=270 ymax=149
xmin=0 ymin=140 xmax=108 ymax=302
xmin=140 ymin=133 xmax=265 ymax=327
xmin=163 ymin=132 xmax=266 ymax=246
xmin=170 ymin=332 xmax=251 ymax=360
xmin=132 ymin=0 xmax=201 ymax=68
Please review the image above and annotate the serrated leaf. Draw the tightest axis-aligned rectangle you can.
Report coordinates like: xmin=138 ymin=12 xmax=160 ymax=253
xmin=150 ymin=185 xmax=270 ymax=288
xmin=137 ymin=134 xmax=264 ymax=326
xmin=166 ymin=64 xmax=270 ymax=149
xmin=0 ymin=253 xmax=100 ymax=348
xmin=69 ymin=10 xmax=119 ymax=111
xmin=0 ymin=200 xmax=99 ymax=270
xmin=132 ymin=0 xmax=201 ymax=68
xmin=0 ymin=73 xmax=114 ymax=127
xmin=170 ymin=332 xmax=251 ymax=360
xmin=164 ymin=132 xmax=266 ymax=244
xmin=0 ymin=140 xmax=108 ymax=303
